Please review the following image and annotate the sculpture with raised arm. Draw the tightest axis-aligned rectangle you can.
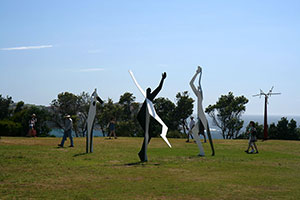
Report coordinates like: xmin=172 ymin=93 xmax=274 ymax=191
xmin=86 ymin=88 xmax=103 ymax=153
xmin=190 ymin=66 xmax=215 ymax=156
xmin=129 ymin=70 xmax=171 ymax=162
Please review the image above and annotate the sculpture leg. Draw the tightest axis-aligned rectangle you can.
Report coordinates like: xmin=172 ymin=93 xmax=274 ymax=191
xmin=137 ymin=110 xmax=149 ymax=162
xmin=206 ymin=123 xmax=215 ymax=156
xmin=86 ymin=125 xmax=89 ymax=153
xmin=90 ymin=124 xmax=94 ymax=153
xmin=192 ymin=121 xmax=205 ymax=156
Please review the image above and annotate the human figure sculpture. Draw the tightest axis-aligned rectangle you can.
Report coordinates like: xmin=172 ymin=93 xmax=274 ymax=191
xmin=86 ymin=89 xmax=103 ymax=153
xmin=129 ymin=70 xmax=171 ymax=162
xmin=190 ymin=66 xmax=215 ymax=156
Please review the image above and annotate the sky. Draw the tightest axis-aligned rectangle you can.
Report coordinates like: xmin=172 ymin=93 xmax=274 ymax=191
xmin=1 ymin=0 xmax=300 ymax=116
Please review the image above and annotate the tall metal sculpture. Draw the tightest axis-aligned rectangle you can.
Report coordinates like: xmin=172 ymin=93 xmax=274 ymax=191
xmin=129 ymin=70 xmax=171 ymax=162
xmin=86 ymin=89 xmax=103 ymax=153
xmin=253 ymin=86 xmax=281 ymax=140
xmin=190 ymin=66 xmax=215 ymax=156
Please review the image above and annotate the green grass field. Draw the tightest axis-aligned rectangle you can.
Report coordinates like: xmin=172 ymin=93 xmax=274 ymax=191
xmin=1 ymin=137 xmax=300 ymax=200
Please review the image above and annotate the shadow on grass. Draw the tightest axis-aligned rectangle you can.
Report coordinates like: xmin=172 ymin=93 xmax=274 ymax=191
xmin=124 ymin=161 xmax=160 ymax=166
xmin=73 ymin=152 xmax=87 ymax=157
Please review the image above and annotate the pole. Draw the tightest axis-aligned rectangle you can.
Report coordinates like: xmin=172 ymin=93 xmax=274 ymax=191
xmin=263 ymin=96 xmax=268 ymax=140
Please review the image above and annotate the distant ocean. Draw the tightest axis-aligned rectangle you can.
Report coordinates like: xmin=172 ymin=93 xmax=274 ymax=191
xmin=49 ymin=115 xmax=300 ymax=139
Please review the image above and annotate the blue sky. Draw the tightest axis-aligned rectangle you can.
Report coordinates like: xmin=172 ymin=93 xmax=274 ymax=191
xmin=1 ymin=0 xmax=300 ymax=116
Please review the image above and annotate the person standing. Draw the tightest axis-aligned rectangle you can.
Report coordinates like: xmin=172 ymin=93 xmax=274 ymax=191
xmin=108 ymin=117 xmax=117 ymax=139
xmin=186 ymin=116 xmax=195 ymax=142
xmin=27 ymin=114 xmax=37 ymax=137
xmin=245 ymin=121 xmax=259 ymax=154
xmin=58 ymin=115 xmax=74 ymax=147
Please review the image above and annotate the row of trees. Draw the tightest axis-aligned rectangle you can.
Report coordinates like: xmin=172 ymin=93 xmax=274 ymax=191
xmin=49 ymin=91 xmax=195 ymax=138
xmin=1 ymin=91 xmax=299 ymax=140
xmin=0 ymin=95 xmax=51 ymax=137
xmin=239 ymin=117 xmax=300 ymax=140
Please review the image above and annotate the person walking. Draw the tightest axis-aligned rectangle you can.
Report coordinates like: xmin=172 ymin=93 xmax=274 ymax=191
xmin=245 ymin=121 xmax=259 ymax=154
xmin=58 ymin=115 xmax=74 ymax=147
xmin=108 ymin=117 xmax=117 ymax=139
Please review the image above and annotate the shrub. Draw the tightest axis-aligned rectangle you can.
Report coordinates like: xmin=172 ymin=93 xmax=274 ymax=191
xmin=0 ymin=120 xmax=23 ymax=136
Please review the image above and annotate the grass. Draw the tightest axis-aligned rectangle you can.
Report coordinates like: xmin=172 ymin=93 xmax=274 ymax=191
xmin=0 ymin=136 xmax=300 ymax=199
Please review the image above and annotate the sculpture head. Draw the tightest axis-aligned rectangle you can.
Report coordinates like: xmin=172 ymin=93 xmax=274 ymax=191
xmin=146 ymin=88 xmax=151 ymax=97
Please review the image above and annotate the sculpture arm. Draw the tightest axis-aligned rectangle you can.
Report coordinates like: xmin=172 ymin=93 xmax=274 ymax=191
xmin=190 ymin=70 xmax=199 ymax=95
xmin=96 ymin=96 xmax=104 ymax=104
xmin=150 ymin=72 xmax=166 ymax=100
xmin=92 ymin=89 xmax=104 ymax=104
xmin=129 ymin=70 xmax=146 ymax=98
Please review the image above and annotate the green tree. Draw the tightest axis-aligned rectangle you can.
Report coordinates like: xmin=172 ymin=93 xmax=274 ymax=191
xmin=119 ymin=92 xmax=136 ymax=121
xmin=153 ymin=97 xmax=177 ymax=131
xmin=14 ymin=101 xmax=24 ymax=114
xmin=269 ymin=117 xmax=299 ymax=140
xmin=239 ymin=122 xmax=263 ymax=139
xmin=96 ymin=98 xmax=123 ymax=136
xmin=50 ymin=92 xmax=82 ymax=136
xmin=205 ymin=92 xmax=248 ymax=139
xmin=173 ymin=91 xmax=194 ymax=135
xmin=75 ymin=92 xmax=92 ymax=137
xmin=11 ymin=105 xmax=52 ymax=137
xmin=0 ymin=95 xmax=13 ymax=120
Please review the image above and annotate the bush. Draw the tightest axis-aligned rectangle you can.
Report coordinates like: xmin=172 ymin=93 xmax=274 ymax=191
xmin=116 ymin=120 xmax=136 ymax=137
xmin=167 ymin=130 xmax=185 ymax=138
xmin=0 ymin=120 xmax=23 ymax=136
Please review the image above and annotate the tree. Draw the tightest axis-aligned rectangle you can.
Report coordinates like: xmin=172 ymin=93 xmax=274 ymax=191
xmin=11 ymin=105 xmax=52 ymax=137
xmin=239 ymin=122 xmax=263 ymax=139
xmin=14 ymin=101 xmax=24 ymax=114
xmin=153 ymin=97 xmax=177 ymax=131
xmin=0 ymin=95 xmax=13 ymax=120
xmin=96 ymin=98 xmax=123 ymax=136
xmin=205 ymin=92 xmax=248 ymax=139
xmin=50 ymin=92 xmax=82 ymax=136
xmin=173 ymin=91 xmax=194 ymax=135
xmin=269 ymin=117 xmax=299 ymax=140
xmin=118 ymin=92 xmax=136 ymax=121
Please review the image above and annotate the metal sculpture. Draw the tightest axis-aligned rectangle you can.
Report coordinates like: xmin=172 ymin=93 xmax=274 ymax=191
xmin=253 ymin=86 xmax=281 ymax=140
xmin=86 ymin=89 xmax=103 ymax=153
xmin=129 ymin=70 xmax=171 ymax=162
xmin=190 ymin=66 xmax=215 ymax=156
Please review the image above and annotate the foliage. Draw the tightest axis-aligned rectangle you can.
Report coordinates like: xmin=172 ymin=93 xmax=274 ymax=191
xmin=173 ymin=91 xmax=194 ymax=135
xmin=149 ymin=97 xmax=177 ymax=137
xmin=0 ymin=120 xmax=22 ymax=136
xmin=0 ymin=95 xmax=13 ymax=120
xmin=205 ymin=92 xmax=248 ymax=139
xmin=11 ymin=104 xmax=52 ymax=137
xmin=50 ymin=92 xmax=86 ymax=137
xmin=238 ymin=122 xmax=264 ymax=139
xmin=268 ymin=117 xmax=300 ymax=140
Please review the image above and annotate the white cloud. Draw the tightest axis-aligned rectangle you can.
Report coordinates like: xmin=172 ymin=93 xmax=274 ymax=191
xmin=0 ymin=45 xmax=53 ymax=51
xmin=79 ymin=68 xmax=105 ymax=72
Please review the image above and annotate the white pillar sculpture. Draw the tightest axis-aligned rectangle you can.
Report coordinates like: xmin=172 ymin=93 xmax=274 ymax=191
xmin=190 ymin=66 xmax=215 ymax=156
xmin=86 ymin=89 xmax=103 ymax=153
